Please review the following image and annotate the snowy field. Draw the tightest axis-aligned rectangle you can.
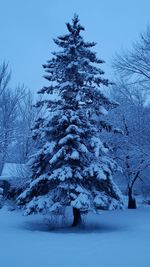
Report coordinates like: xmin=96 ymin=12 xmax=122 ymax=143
xmin=0 ymin=205 xmax=150 ymax=267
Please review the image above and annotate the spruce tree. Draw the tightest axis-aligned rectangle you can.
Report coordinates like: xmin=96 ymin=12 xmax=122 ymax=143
xmin=18 ymin=15 xmax=123 ymax=226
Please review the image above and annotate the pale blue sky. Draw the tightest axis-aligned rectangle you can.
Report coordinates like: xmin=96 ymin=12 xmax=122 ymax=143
xmin=1 ymin=0 xmax=150 ymax=92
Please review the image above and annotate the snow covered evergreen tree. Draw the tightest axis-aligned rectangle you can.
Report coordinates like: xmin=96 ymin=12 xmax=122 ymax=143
xmin=18 ymin=15 xmax=123 ymax=226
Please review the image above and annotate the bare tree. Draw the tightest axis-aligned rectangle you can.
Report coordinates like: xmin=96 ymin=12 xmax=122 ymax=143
xmin=0 ymin=63 xmax=28 ymax=172
xmin=111 ymin=26 xmax=150 ymax=206
xmin=15 ymin=90 xmax=37 ymax=163
xmin=0 ymin=62 xmax=11 ymax=96
xmin=113 ymin=26 xmax=150 ymax=89
xmin=109 ymin=82 xmax=150 ymax=208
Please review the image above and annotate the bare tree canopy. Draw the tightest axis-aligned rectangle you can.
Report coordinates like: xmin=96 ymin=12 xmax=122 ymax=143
xmin=113 ymin=26 xmax=150 ymax=88
xmin=0 ymin=62 xmax=36 ymax=172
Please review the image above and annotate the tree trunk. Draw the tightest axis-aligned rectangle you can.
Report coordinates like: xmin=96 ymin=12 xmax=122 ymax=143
xmin=71 ymin=207 xmax=81 ymax=227
xmin=128 ymin=187 xmax=137 ymax=209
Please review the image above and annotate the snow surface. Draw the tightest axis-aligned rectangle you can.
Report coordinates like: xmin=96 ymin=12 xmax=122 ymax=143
xmin=0 ymin=204 xmax=150 ymax=267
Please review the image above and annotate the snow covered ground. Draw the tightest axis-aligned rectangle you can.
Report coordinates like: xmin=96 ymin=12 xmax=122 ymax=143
xmin=0 ymin=205 xmax=150 ymax=267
